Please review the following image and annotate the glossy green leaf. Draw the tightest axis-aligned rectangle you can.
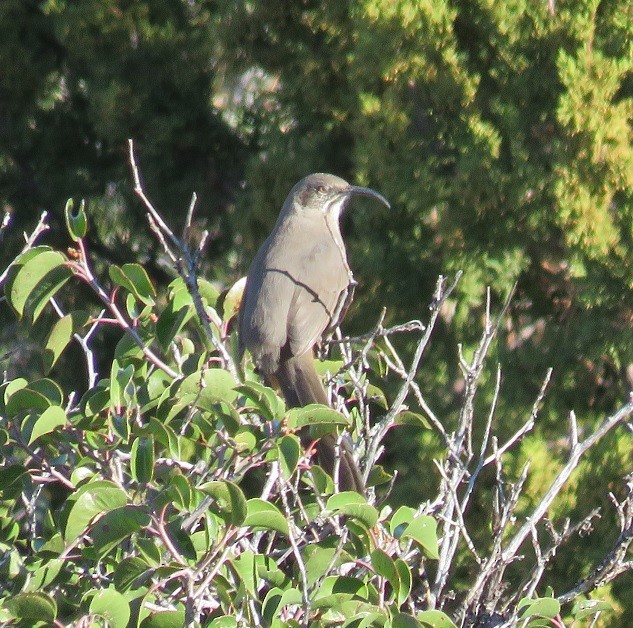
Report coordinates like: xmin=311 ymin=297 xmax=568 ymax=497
xmin=395 ymin=410 xmax=432 ymax=429
xmin=200 ymin=480 xmax=247 ymax=526
xmin=6 ymin=387 xmax=51 ymax=417
xmin=92 ymin=506 xmax=150 ymax=557
xmin=109 ymin=263 xmax=156 ymax=306
xmin=178 ymin=367 xmax=238 ymax=409
xmin=518 ymin=596 xmax=561 ymax=620
xmin=263 ymin=587 xmax=302 ymax=625
xmin=243 ymin=498 xmax=289 ymax=535
xmin=42 ymin=310 xmax=90 ymax=373
xmin=28 ymin=405 xmax=67 ymax=445
xmin=64 ymin=480 xmax=128 ymax=542
xmin=278 ymin=434 xmax=301 ymax=480
xmin=24 ymin=558 xmax=64 ymax=593
xmin=64 ymin=198 xmax=88 ymax=240
xmin=367 ymin=464 xmax=394 ymax=487
xmin=326 ymin=492 xmax=379 ymax=528
xmin=231 ymin=550 xmax=258 ymax=597
xmin=4 ymin=592 xmax=56 ymax=622
xmin=158 ymin=474 xmax=194 ymax=511
xmin=395 ymin=558 xmax=412 ymax=608
xmin=141 ymin=609 xmax=187 ymax=627
xmin=287 ymin=404 xmax=352 ymax=429
xmin=390 ymin=506 xmax=416 ymax=537
xmin=113 ymin=556 xmax=151 ymax=592
xmin=89 ymin=588 xmax=130 ymax=628
xmin=131 ymin=436 xmax=155 ymax=484
xmin=304 ymin=544 xmax=340 ymax=587
xmin=371 ymin=548 xmax=400 ymax=601
xmin=156 ymin=302 xmax=193 ymax=349
xmin=401 ymin=515 xmax=439 ymax=559
xmin=6 ymin=249 xmax=72 ymax=322
xmin=208 ymin=617 xmax=238 ymax=628
xmin=313 ymin=575 xmax=369 ymax=600
xmin=417 ymin=610 xmax=457 ymax=627
xmin=235 ymin=380 xmax=285 ymax=421
xmin=197 ymin=278 xmax=220 ymax=309
xmin=391 ymin=612 xmax=422 ymax=627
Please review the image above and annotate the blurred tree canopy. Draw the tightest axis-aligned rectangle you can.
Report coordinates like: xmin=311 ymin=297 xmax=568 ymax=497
xmin=1 ymin=0 xmax=632 ymax=620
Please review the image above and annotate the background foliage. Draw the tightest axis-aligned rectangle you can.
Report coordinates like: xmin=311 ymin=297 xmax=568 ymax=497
xmin=1 ymin=0 xmax=632 ymax=625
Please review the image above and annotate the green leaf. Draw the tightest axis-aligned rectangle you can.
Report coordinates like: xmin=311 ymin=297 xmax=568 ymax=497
xmin=156 ymin=302 xmax=193 ymax=349
xmin=391 ymin=612 xmax=422 ymax=627
xmin=92 ymin=506 xmax=150 ymax=557
xmin=208 ymin=617 xmax=238 ymax=628
xmin=367 ymin=464 xmax=394 ymax=487
xmin=28 ymin=405 xmax=67 ymax=445
xmin=64 ymin=198 xmax=88 ymax=240
xmin=42 ymin=310 xmax=90 ymax=373
xmin=287 ymin=404 xmax=352 ymax=430
xmin=304 ymin=544 xmax=340 ymax=587
xmin=178 ymin=368 xmax=238 ymax=409
xmin=401 ymin=515 xmax=439 ymax=559
xmin=235 ymin=381 xmax=285 ymax=421
xmin=141 ymin=610 xmax=186 ymax=627
xmin=390 ymin=506 xmax=416 ymax=537
xmin=197 ymin=278 xmax=220 ymax=309
xmin=395 ymin=410 xmax=432 ymax=429
xmin=23 ymin=558 xmax=64 ymax=592
xmin=157 ymin=474 xmax=194 ymax=511
xmin=231 ymin=550 xmax=258 ymax=597
xmin=243 ymin=498 xmax=289 ymax=535
xmin=113 ymin=556 xmax=151 ymax=592
xmin=131 ymin=436 xmax=155 ymax=484
xmin=326 ymin=492 xmax=379 ymax=528
xmin=371 ymin=548 xmax=400 ymax=602
xmin=4 ymin=592 xmax=57 ymax=622
xmin=6 ymin=388 xmax=51 ymax=417
xmin=313 ymin=575 xmax=369 ymax=600
xmin=263 ymin=588 xmax=302 ymax=625
xmin=278 ymin=434 xmax=301 ymax=480
xmin=395 ymin=558 xmax=412 ymax=608
xmin=518 ymin=596 xmax=561 ymax=620
xmin=200 ymin=480 xmax=247 ymax=526
xmin=109 ymin=263 xmax=156 ymax=306
xmin=64 ymin=480 xmax=128 ymax=542
xmin=417 ymin=610 xmax=457 ymax=627
xmin=6 ymin=249 xmax=72 ymax=322
xmin=89 ymin=588 xmax=130 ymax=628
xmin=571 ymin=598 xmax=612 ymax=620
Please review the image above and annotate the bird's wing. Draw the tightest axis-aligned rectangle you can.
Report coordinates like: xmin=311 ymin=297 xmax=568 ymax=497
xmin=286 ymin=237 xmax=352 ymax=358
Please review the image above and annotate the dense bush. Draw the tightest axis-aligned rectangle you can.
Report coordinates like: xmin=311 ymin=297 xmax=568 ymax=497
xmin=0 ymin=172 xmax=631 ymax=626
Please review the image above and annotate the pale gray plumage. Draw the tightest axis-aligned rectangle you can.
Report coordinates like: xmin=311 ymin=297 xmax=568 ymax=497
xmin=239 ymin=173 xmax=390 ymax=492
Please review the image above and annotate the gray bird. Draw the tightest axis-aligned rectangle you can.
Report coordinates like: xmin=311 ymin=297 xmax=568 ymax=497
xmin=239 ymin=173 xmax=390 ymax=492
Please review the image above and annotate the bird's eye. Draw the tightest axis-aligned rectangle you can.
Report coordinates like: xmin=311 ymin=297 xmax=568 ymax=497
xmin=315 ymin=185 xmax=325 ymax=195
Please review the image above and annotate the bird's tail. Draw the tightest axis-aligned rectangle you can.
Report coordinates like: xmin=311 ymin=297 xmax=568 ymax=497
xmin=276 ymin=351 xmax=364 ymax=493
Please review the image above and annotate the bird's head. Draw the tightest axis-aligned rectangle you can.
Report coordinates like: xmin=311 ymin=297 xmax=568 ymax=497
xmin=288 ymin=173 xmax=390 ymax=220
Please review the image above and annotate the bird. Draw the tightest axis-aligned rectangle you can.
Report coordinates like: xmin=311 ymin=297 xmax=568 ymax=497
xmin=239 ymin=173 xmax=390 ymax=492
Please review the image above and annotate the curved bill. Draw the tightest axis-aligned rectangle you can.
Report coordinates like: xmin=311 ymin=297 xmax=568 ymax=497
xmin=347 ymin=185 xmax=391 ymax=209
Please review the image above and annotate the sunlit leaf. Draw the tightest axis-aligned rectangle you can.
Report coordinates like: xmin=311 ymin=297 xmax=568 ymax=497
xmin=64 ymin=481 xmax=128 ymax=542
xmin=401 ymin=515 xmax=439 ymax=559
xmin=4 ymin=592 xmax=56 ymax=622
xmin=243 ymin=499 xmax=289 ymax=535
xmin=89 ymin=588 xmax=130 ymax=628
xmin=28 ymin=405 xmax=67 ymax=445
xmin=109 ymin=263 xmax=156 ymax=306
xmin=64 ymin=198 xmax=88 ymax=240
xmin=42 ymin=310 xmax=90 ymax=373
